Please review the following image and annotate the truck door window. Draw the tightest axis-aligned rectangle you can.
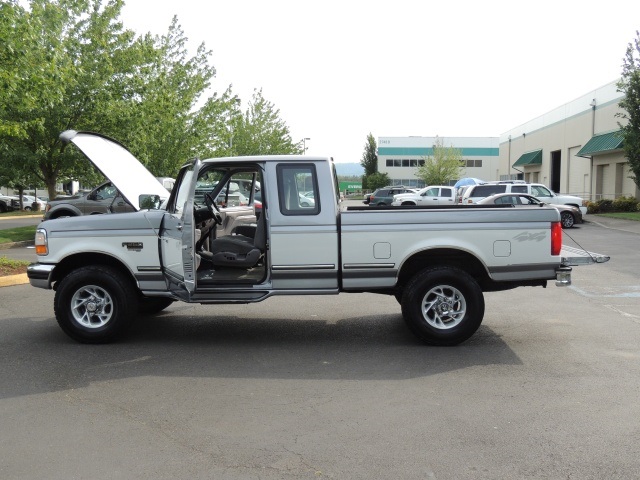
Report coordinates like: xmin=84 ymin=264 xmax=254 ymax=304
xmin=277 ymin=164 xmax=319 ymax=215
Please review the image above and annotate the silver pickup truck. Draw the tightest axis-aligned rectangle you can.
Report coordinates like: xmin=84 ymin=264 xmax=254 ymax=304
xmin=28 ymin=131 xmax=609 ymax=345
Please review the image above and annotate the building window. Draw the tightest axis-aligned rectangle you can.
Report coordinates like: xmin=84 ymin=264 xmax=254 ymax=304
xmin=386 ymin=159 xmax=393 ymax=167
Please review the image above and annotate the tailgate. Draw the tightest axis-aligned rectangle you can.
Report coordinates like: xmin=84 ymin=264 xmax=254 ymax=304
xmin=561 ymin=245 xmax=610 ymax=266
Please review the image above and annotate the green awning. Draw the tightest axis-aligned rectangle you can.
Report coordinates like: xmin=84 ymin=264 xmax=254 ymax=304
xmin=577 ymin=131 xmax=623 ymax=158
xmin=512 ymin=149 xmax=542 ymax=168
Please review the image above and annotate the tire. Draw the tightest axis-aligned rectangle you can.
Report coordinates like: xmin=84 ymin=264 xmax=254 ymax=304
xmin=138 ymin=297 xmax=174 ymax=315
xmin=24 ymin=206 xmax=32 ymax=211
xmin=54 ymin=266 xmax=138 ymax=343
xmin=401 ymin=266 xmax=485 ymax=346
xmin=560 ymin=211 xmax=575 ymax=228
xmin=0 ymin=201 xmax=6 ymax=213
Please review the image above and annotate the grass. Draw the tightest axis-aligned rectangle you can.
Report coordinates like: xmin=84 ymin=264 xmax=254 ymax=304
xmin=0 ymin=225 xmax=37 ymax=244
xmin=0 ymin=210 xmax=43 ymax=217
xmin=594 ymin=212 xmax=640 ymax=222
xmin=0 ymin=256 xmax=30 ymax=276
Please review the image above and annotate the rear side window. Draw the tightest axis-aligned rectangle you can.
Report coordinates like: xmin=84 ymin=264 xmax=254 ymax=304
xmin=470 ymin=185 xmax=506 ymax=197
xmin=511 ymin=185 xmax=528 ymax=193
xmin=277 ymin=164 xmax=319 ymax=215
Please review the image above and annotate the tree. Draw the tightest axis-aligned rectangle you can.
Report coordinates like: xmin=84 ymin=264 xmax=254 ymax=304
xmin=229 ymin=89 xmax=299 ymax=157
xmin=360 ymin=133 xmax=377 ymax=189
xmin=364 ymin=172 xmax=390 ymax=191
xmin=618 ymin=30 xmax=640 ymax=189
xmin=415 ymin=139 xmax=464 ymax=186
xmin=0 ymin=1 xmax=218 ymax=198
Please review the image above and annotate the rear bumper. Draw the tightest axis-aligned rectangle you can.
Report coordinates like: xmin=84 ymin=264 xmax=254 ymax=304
xmin=27 ymin=263 xmax=55 ymax=289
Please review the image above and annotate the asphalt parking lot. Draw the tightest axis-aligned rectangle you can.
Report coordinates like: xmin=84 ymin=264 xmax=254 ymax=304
xmin=1 ymin=216 xmax=639 ymax=479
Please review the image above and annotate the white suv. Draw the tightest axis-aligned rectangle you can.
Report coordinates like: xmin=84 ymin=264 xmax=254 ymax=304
xmin=462 ymin=183 xmax=587 ymax=214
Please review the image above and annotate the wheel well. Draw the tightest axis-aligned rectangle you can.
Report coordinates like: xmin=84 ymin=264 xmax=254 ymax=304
xmin=50 ymin=209 xmax=77 ymax=219
xmin=51 ymin=253 xmax=137 ymax=291
xmin=401 ymin=201 xmax=416 ymax=206
xmin=565 ymin=203 xmax=580 ymax=210
xmin=397 ymin=248 xmax=489 ymax=291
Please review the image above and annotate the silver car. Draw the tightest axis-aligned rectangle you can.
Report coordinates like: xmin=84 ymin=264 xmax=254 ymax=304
xmin=476 ymin=193 xmax=582 ymax=228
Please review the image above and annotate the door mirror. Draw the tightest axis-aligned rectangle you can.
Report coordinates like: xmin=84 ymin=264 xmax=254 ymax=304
xmin=139 ymin=194 xmax=162 ymax=210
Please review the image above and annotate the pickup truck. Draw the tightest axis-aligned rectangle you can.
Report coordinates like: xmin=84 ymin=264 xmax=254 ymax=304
xmin=28 ymin=131 xmax=609 ymax=346
xmin=391 ymin=185 xmax=456 ymax=206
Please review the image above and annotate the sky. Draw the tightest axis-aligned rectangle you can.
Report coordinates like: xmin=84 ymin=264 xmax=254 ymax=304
xmin=119 ymin=0 xmax=640 ymax=163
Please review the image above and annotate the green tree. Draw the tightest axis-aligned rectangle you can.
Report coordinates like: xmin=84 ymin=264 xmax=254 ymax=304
xmin=365 ymin=172 xmax=390 ymax=191
xmin=360 ymin=133 xmax=377 ymax=189
xmin=415 ymin=139 xmax=464 ymax=185
xmin=0 ymin=1 xmax=219 ymax=198
xmin=617 ymin=30 xmax=640 ymax=189
xmin=229 ymin=89 xmax=299 ymax=157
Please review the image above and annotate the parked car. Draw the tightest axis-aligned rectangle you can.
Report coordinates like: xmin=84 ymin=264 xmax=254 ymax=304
xmin=365 ymin=186 xmax=417 ymax=206
xmin=476 ymin=193 xmax=583 ymax=228
xmin=8 ymin=195 xmax=47 ymax=211
xmin=44 ymin=182 xmax=139 ymax=219
xmin=0 ymin=195 xmax=16 ymax=213
xmin=391 ymin=186 xmax=456 ymax=206
xmin=462 ymin=182 xmax=587 ymax=214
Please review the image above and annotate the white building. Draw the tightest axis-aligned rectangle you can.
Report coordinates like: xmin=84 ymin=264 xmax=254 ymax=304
xmin=377 ymin=136 xmax=500 ymax=187
xmin=499 ymin=80 xmax=635 ymax=201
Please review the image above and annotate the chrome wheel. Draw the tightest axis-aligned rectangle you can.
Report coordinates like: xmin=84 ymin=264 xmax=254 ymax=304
xmin=560 ymin=211 xmax=575 ymax=228
xmin=70 ymin=285 xmax=114 ymax=329
xmin=421 ymin=285 xmax=467 ymax=330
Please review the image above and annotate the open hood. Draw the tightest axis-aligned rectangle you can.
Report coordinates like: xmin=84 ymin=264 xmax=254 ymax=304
xmin=60 ymin=130 xmax=170 ymax=210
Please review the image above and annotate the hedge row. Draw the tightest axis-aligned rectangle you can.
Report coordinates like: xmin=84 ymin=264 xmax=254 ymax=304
xmin=586 ymin=196 xmax=640 ymax=214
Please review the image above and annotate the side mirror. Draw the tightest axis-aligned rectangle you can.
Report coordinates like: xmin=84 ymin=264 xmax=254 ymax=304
xmin=139 ymin=194 xmax=162 ymax=210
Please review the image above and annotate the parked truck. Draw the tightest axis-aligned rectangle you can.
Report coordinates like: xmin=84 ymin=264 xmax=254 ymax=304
xmin=28 ymin=131 xmax=609 ymax=345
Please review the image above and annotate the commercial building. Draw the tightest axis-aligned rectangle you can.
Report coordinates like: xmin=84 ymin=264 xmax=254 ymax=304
xmin=499 ymin=80 xmax=635 ymax=201
xmin=377 ymin=136 xmax=500 ymax=187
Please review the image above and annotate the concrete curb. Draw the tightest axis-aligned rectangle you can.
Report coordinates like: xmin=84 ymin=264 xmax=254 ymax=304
xmin=0 ymin=241 xmax=34 ymax=250
xmin=0 ymin=273 xmax=29 ymax=287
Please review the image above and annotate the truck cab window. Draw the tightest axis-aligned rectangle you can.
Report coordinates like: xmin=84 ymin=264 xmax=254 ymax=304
xmin=277 ymin=164 xmax=319 ymax=215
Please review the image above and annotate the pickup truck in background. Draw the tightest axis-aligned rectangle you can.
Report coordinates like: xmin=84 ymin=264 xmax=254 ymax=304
xmin=391 ymin=185 xmax=456 ymax=206
xmin=28 ymin=131 xmax=609 ymax=346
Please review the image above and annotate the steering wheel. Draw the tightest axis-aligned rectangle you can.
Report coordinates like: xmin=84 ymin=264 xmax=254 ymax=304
xmin=204 ymin=192 xmax=223 ymax=225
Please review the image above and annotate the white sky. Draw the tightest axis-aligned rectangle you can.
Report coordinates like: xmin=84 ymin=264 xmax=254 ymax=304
xmin=120 ymin=0 xmax=640 ymax=163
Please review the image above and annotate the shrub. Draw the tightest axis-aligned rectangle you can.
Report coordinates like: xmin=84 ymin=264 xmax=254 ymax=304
xmin=586 ymin=201 xmax=599 ymax=214
xmin=612 ymin=196 xmax=640 ymax=212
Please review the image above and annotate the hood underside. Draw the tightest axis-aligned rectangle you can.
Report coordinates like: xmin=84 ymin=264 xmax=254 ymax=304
xmin=60 ymin=130 xmax=170 ymax=210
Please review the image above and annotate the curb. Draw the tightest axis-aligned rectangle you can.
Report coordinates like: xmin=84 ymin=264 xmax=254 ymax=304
xmin=0 ymin=241 xmax=34 ymax=250
xmin=0 ymin=273 xmax=29 ymax=287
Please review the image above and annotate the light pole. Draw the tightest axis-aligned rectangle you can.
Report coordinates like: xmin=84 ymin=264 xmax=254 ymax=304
xmin=303 ymin=137 xmax=310 ymax=155
xmin=229 ymin=97 xmax=241 ymax=155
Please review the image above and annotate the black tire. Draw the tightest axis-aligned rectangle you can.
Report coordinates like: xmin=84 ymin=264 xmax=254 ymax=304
xmin=560 ymin=211 xmax=575 ymax=228
xmin=401 ymin=266 xmax=485 ymax=346
xmin=54 ymin=266 xmax=138 ymax=343
xmin=0 ymin=201 xmax=6 ymax=213
xmin=402 ymin=202 xmax=416 ymax=206
xmin=138 ymin=297 xmax=174 ymax=315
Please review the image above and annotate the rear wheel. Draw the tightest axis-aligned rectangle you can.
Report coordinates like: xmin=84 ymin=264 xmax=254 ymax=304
xmin=560 ymin=211 xmax=575 ymax=228
xmin=401 ymin=266 xmax=485 ymax=345
xmin=54 ymin=266 xmax=138 ymax=343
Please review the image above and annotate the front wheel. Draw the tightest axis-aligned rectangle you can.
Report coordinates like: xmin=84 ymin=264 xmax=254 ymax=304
xmin=54 ymin=266 xmax=138 ymax=343
xmin=401 ymin=266 xmax=485 ymax=345
xmin=560 ymin=211 xmax=575 ymax=228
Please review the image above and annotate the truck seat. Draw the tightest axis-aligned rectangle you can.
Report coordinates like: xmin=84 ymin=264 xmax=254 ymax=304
xmin=200 ymin=212 xmax=265 ymax=268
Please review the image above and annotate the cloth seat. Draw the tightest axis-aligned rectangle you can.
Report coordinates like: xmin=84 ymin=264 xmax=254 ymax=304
xmin=200 ymin=213 xmax=265 ymax=268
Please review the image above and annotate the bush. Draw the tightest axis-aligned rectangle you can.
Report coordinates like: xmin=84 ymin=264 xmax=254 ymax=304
xmin=612 ymin=196 xmax=640 ymax=212
xmin=587 ymin=197 xmax=640 ymax=214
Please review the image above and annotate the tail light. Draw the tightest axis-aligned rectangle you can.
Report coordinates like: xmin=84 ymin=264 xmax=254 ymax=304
xmin=551 ymin=221 xmax=562 ymax=256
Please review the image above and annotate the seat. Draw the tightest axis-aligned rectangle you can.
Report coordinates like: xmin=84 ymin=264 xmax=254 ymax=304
xmin=200 ymin=211 xmax=266 ymax=268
